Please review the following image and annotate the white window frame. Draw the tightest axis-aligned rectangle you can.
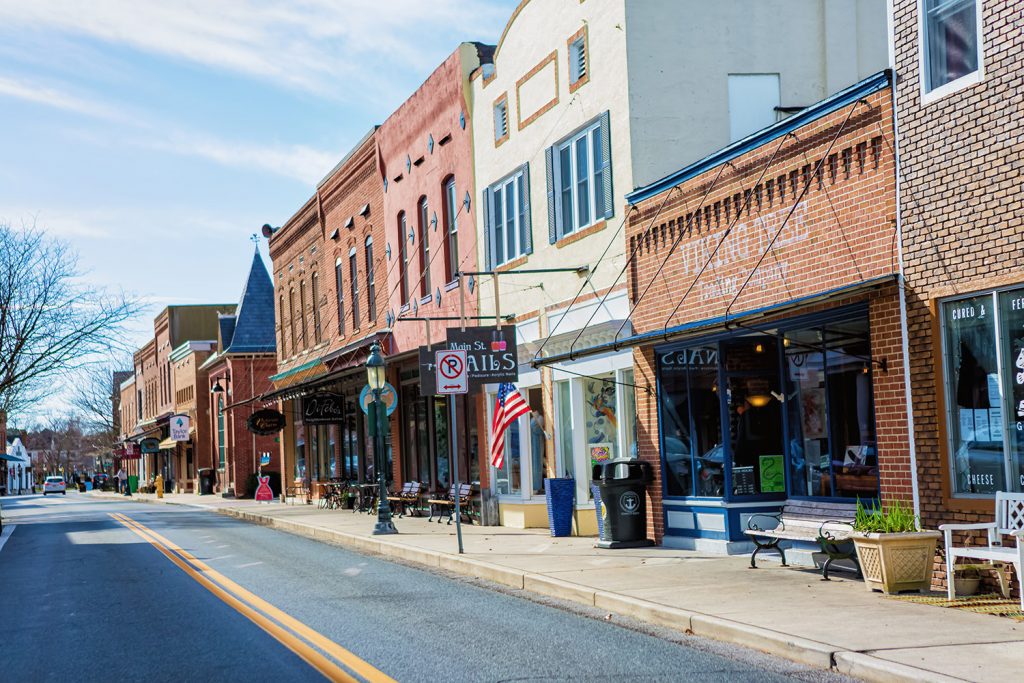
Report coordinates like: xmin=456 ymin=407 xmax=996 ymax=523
xmin=490 ymin=169 xmax=527 ymax=267
xmin=918 ymin=0 xmax=985 ymax=104
xmin=556 ymin=120 xmax=602 ymax=236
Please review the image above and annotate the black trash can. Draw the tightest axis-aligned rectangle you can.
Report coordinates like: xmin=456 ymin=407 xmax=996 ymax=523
xmin=198 ymin=468 xmax=215 ymax=496
xmin=592 ymin=459 xmax=654 ymax=549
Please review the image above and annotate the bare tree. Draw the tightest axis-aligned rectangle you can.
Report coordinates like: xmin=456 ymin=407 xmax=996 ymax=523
xmin=69 ymin=353 xmax=132 ymax=435
xmin=0 ymin=222 xmax=141 ymax=417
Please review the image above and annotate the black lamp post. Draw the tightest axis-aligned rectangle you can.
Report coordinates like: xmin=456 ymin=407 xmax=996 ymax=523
xmin=366 ymin=342 xmax=397 ymax=535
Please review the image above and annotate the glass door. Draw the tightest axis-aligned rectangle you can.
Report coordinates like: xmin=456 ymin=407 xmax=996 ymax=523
xmin=723 ymin=337 xmax=784 ymax=497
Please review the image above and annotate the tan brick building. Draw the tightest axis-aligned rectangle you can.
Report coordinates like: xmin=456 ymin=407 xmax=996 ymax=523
xmin=893 ymin=0 xmax=1023 ymax=588
xmin=620 ymin=72 xmax=905 ymax=550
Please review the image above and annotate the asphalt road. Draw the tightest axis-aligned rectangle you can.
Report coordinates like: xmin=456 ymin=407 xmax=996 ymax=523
xmin=0 ymin=493 xmax=853 ymax=682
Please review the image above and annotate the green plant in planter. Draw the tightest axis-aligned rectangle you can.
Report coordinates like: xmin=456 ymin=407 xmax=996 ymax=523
xmin=853 ymin=498 xmax=920 ymax=533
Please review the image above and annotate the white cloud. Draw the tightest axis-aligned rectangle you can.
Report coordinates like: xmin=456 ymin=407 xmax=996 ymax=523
xmin=0 ymin=74 xmax=124 ymax=121
xmin=147 ymin=132 xmax=339 ymax=185
xmin=0 ymin=0 xmax=509 ymax=97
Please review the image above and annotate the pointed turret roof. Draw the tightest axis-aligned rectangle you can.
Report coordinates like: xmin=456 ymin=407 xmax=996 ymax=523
xmin=222 ymin=248 xmax=276 ymax=354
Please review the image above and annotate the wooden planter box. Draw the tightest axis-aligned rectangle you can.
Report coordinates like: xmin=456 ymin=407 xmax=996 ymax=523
xmin=852 ymin=531 xmax=941 ymax=594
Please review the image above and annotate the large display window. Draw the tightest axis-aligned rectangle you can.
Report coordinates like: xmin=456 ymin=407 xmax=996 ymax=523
xmin=941 ymin=287 xmax=1024 ymax=496
xmin=656 ymin=307 xmax=879 ymax=501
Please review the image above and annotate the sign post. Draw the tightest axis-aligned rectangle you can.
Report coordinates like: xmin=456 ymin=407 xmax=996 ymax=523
xmin=436 ymin=349 xmax=469 ymax=554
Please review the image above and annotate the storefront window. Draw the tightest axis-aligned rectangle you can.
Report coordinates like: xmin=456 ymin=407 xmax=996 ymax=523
xmin=494 ymin=412 xmax=522 ymax=495
xmin=942 ymin=291 xmax=1018 ymax=495
xmin=557 ymin=380 xmax=575 ymax=479
xmin=295 ymin=427 xmax=306 ymax=482
xmin=434 ymin=400 xmax=450 ymax=489
xmin=659 ymin=346 xmax=724 ymax=498
xmin=620 ymin=369 xmax=638 ymax=460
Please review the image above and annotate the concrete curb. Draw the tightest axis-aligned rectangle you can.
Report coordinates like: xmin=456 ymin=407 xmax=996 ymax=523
xmin=92 ymin=492 xmax=958 ymax=683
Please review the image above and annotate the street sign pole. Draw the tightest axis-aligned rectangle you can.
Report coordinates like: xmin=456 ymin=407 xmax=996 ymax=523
xmin=449 ymin=394 xmax=464 ymax=554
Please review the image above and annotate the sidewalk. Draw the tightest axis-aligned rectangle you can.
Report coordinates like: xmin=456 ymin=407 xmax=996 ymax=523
xmin=92 ymin=491 xmax=1023 ymax=682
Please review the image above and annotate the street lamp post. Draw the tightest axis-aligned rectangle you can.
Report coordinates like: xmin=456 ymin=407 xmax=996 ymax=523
xmin=366 ymin=342 xmax=397 ymax=535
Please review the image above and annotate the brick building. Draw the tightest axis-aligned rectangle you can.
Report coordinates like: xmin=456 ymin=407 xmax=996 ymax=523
xmin=201 ymin=249 xmax=280 ymax=497
xmin=892 ymin=0 xmax=1023 ymax=586
xmin=267 ymin=130 xmax=389 ymax=496
xmin=620 ymin=72 xmax=905 ymax=550
xmin=378 ymin=43 xmax=492 ymax=499
xmin=169 ymin=341 xmax=216 ymax=492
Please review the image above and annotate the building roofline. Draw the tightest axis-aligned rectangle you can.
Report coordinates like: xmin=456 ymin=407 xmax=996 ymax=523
xmin=625 ymin=70 xmax=892 ymax=205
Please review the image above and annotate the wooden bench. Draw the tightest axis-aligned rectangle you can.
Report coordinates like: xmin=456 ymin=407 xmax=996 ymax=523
xmin=427 ymin=483 xmax=476 ymax=525
xmin=745 ymin=500 xmax=860 ymax=580
xmin=387 ymin=482 xmax=424 ymax=517
xmin=286 ymin=479 xmax=311 ymax=505
xmin=941 ymin=491 xmax=1024 ymax=608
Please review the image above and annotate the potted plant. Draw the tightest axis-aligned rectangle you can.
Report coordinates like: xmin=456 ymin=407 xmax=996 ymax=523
xmin=852 ymin=498 xmax=940 ymax=594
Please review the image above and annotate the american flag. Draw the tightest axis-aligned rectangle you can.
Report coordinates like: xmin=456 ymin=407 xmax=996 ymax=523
xmin=490 ymin=382 xmax=531 ymax=468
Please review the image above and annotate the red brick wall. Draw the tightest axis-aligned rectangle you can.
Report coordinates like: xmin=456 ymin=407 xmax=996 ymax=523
xmin=269 ymin=133 xmax=388 ymax=375
xmin=377 ymin=47 xmax=482 ymax=355
xmin=893 ymin=0 xmax=1022 ymax=592
xmin=626 ymin=84 xmax=905 ymax=542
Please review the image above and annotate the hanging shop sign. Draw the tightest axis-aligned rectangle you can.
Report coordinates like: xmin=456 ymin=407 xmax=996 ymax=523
xmin=418 ymin=344 xmax=445 ymax=395
xmin=170 ymin=414 xmax=191 ymax=441
xmin=359 ymin=383 xmax=398 ymax=416
xmin=301 ymin=392 xmax=344 ymax=425
xmin=140 ymin=438 xmax=161 ymax=454
xmin=445 ymin=325 xmax=518 ymax=389
xmin=247 ymin=408 xmax=286 ymax=435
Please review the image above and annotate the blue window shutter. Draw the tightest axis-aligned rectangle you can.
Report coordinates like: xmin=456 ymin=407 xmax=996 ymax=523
xmin=599 ymin=110 xmax=614 ymax=219
xmin=482 ymin=187 xmax=493 ymax=271
xmin=521 ymin=163 xmax=533 ymax=255
xmin=569 ymin=42 xmax=581 ymax=84
xmin=545 ymin=145 xmax=558 ymax=243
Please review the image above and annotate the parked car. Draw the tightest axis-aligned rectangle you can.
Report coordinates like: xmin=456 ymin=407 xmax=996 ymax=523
xmin=93 ymin=473 xmax=109 ymax=489
xmin=43 ymin=476 xmax=66 ymax=496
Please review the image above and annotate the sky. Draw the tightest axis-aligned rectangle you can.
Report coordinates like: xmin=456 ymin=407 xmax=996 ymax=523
xmin=0 ymin=0 xmax=515 ymax=364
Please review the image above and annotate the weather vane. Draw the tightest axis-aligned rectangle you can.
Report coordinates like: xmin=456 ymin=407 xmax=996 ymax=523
xmin=250 ymin=233 xmax=259 ymax=245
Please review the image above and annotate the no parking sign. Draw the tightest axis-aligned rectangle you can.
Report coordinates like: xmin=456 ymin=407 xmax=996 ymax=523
xmin=435 ymin=349 xmax=468 ymax=394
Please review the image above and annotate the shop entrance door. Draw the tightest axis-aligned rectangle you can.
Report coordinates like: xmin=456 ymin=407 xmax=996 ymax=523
xmin=722 ymin=337 xmax=785 ymax=497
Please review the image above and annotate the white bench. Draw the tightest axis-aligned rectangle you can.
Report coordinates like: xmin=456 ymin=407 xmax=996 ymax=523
xmin=940 ymin=491 xmax=1024 ymax=608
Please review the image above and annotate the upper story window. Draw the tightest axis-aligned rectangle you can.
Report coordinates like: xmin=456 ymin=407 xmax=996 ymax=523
xmin=398 ymin=212 xmax=410 ymax=306
xmin=298 ymin=279 xmax=308 ymax=349
xmin=417 ymin=196 xmax=431 ymax=299
xmin=311 ymin=271 xmax=321 ymax=344
xmin=443 ymin=177 xmax=459 ymax=282
xmin=920 ymin=0 xmax=983 ymax=98
xmin=494 ymin=94 xmax=509 ymax=145
xmin=484 ymin=164 xmax=532 ymax=269
xmin=727 ymin=73 xmax=780 ymax=142
xmin=335 ymin=257 xmax=345 ymax=336
xmin=288 ymin=287 xmax=297 ymax=355
xmin=349 ymin=247 xmax=360 ymax=330
xmin=568 ymin=28 xmax=589 ymax=92
xmin=365 ymin=236 xmax=376 ymax=321
xmin=278 ymin=294 xmax=285 ymax=354
xmin=545 ymin=111 xmax=613 ymax=242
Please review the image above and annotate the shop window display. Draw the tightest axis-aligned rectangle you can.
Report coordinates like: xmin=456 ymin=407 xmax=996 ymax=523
xmin=941 ymin=287 xmax=1024 ymax=496
xmin=556 ymin=380 xmax=576 ymax=479
xmin=584 ymin=375 xmax=617 ymax=494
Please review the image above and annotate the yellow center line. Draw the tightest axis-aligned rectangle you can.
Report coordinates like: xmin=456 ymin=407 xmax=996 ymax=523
xmin=109 ymin=513 xmax=396 ymax=683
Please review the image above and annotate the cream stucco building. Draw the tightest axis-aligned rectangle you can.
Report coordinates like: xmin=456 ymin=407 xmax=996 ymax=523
xmin=469 ymin=0 xmax=888 ymax=529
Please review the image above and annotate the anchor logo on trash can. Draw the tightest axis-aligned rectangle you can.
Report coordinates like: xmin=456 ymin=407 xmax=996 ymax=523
xmin=618 ymin=491 xmax=641 ymax=515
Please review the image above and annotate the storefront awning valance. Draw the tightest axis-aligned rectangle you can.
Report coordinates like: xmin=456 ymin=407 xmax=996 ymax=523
xmin=269 ymin=358 xmax=328 ymax=389
xmin=158 ymin=437 xmax=180 ymax=450
xmin=0 ymin=452 xmax=27 ymax=463
xmin=533 ymin=274 xmax=896 ymax=367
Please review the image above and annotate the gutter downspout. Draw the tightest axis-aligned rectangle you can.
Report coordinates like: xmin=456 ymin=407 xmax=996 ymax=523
xmin=886 ymin=5 xmax=921 ymax=519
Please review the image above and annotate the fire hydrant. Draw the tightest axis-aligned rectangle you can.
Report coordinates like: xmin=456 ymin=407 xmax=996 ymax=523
xmin=155 ymin=474 xmax=164 ymax=499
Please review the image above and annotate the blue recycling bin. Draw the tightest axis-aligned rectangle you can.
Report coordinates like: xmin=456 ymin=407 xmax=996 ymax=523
xmin=544 ymin=477 xmax=575 ymax=537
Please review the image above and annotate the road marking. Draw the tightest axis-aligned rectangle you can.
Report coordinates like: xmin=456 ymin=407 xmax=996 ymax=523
xmin=0 ymin=525 xmax=14 ymax=553
xmin=236 ymin=561 xmax=263 ymax=568
xmin=109 ymin=513 xmax=394 ymax=683
xmin=110 ymin=514 xmax=356 ymax=682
